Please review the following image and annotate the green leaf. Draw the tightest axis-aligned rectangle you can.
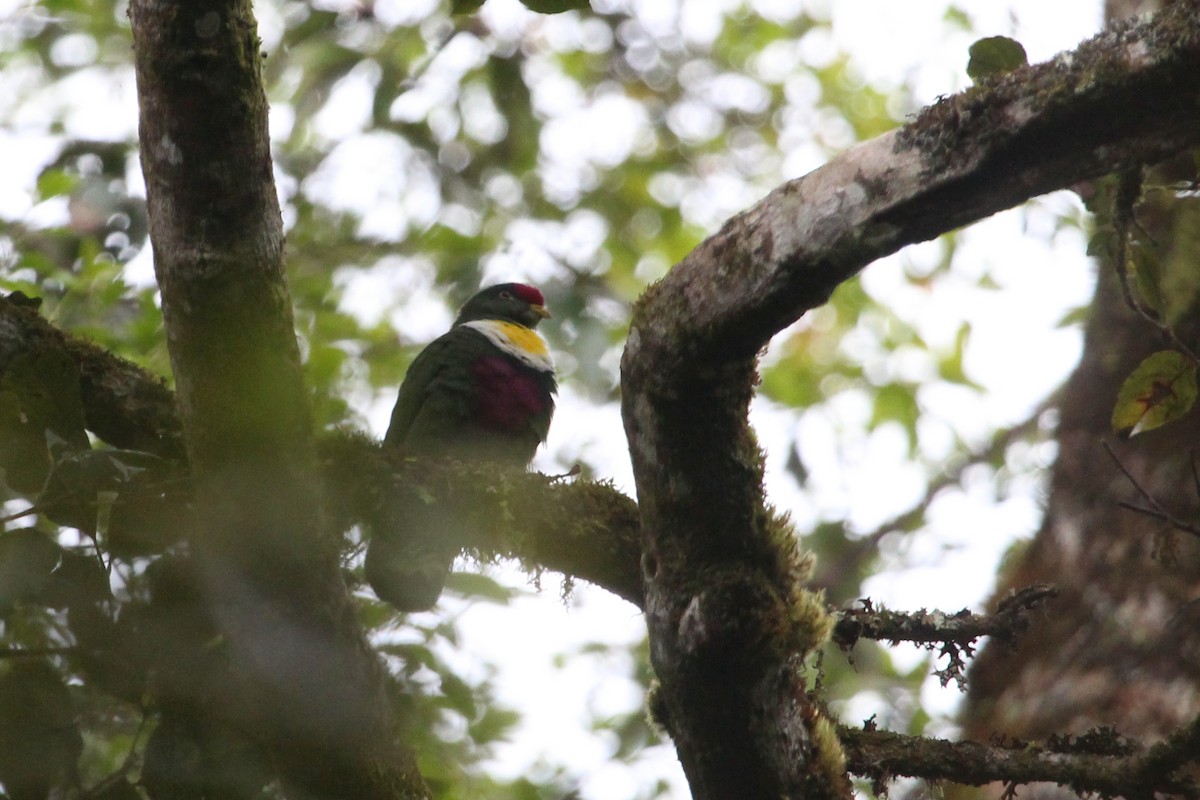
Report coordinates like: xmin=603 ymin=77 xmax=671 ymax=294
xmin=966 ymin=36 xmax=1028 ymax=81
xmin=943 ymin=6 xmax=972 ymax=31
xmin=43 ymin=550 xmax=112 ymax=608
xmin=1128 ymin=248 xmax=1164 ymax=317
xmin=450 ymin=0 xmax=486 ymax=13
xmin=35 ymin=169 xmax=79 ymax=201
xmin=517 ymin=0 xmax=590 ymax=13
xmin=869 ymin=383 xmax=920 ymax=452
xmin=40 ymin=449 xmax=184 ymax=555
xmin=937 ymin=322 xmax=980 ymax=387
xmin=467 ymin=704 xmax=520 ymax=745
xmin=0 ymin=390 xmax=53 ymax=494
xmin=1112 ymin=350 xmax=1198 ymax=436
xmin=1055 ymin=305 xmax=1090 ymax=329
xmin=68 ymin=602 xmax=146 ymax=704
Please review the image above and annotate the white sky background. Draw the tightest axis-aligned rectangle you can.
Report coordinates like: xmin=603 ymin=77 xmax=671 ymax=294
xmin=0 ymin=0 xmax=1108 ymax=797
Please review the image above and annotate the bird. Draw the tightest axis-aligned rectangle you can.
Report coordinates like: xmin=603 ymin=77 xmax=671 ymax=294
xmin=384 ymin=282 xmax=556 ymax=463
xmin=367 ymin=283 xmax=556 ymax=611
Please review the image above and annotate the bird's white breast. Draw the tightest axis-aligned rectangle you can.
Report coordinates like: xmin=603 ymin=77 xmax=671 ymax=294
xmin=462 ymin=320 xmax=554 ymax=373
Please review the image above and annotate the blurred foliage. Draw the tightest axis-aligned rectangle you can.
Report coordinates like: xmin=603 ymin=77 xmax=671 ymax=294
xmin=0 ymin=0 xmax=1084 ymax=798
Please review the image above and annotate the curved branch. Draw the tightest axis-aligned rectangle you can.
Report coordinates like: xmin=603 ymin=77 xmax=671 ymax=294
xmin=621 ymin=6 xmax=1200 ymax=799
xmin=632 ymin=9 xmax=1200 ymax=370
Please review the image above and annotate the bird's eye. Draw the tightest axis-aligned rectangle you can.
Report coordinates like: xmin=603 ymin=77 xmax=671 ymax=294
xmin=499 ymin=291 xmax=512 ymax=300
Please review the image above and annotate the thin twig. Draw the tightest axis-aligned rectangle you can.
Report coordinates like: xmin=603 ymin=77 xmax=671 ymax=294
xmin=832 ymin=585 xmax=1058 ymax=690
xmin=0 ymin=505 xmax=39 ymax=525
xmin=833 ymin=585 xmax=1058 ymax=649
xmin=1105 ymin=440 xmax=1200 ymax=538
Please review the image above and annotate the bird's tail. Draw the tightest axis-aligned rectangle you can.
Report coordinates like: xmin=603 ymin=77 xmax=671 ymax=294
xmin=365 ymin=489 xmax=465 ymax=612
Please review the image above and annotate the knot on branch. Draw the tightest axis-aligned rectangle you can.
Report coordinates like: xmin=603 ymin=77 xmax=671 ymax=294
xmin=676 ymin=568 xmax=834 ymax=668
xmin=677 ymin=572 xmax=785 ymax=663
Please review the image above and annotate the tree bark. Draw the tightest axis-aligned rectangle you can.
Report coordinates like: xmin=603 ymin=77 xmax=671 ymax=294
xmin=128 ymin=2 xmax=427 ymax=798
xmin=622 ymin=4 xmax=1200 ymax=798
xmin=963 ymin=0 xmax=1200 ymax=790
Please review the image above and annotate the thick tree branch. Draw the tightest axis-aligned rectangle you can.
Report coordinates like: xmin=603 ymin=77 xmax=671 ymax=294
xmin=318 ymin=432 xmax=644 ymax=606
xmin=621 ymin=6 xmax=1200 ymax=800
xmin=0 ymin=297 xmax=645 ymax=603
xmin=0 ymin=296 xmax=184 ymax=459
xmin=633 ymin=7 xmax=1200 ymax=371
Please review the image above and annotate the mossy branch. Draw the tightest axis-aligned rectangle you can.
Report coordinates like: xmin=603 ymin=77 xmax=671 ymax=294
xmin=833 ymin=585 xmax=1058 ymax=690
xmin=834 ymin=586 xmax=1058 ymax=649
xmin=840 ymin=721 xmax=1200 ymax=798
xmin=0 ymin=294 xmax=184 ymax=459
xmin=0 ymin=295 xmax=644 ymax=603
xmin=318 ymin=431 xmax=644 ymax=606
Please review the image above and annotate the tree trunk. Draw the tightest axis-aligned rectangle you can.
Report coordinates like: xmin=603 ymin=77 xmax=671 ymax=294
xmin=963 ymin=0 xmax=1200 ymax=788
xmin=964 ymin=245 xmax=1200 ymax=742
xmin=129 ymin=2 xmax=427 ymax=797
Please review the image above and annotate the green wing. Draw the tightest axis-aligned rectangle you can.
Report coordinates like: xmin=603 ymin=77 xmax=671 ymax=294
xmin=384 ymin=326 xmax=555 ymax=463
xmin=384 ymin=328 xmax=484 ymax=450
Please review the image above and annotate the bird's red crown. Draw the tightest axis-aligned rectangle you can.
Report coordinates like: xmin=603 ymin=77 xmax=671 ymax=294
xmin=511 ymin=284 xmax=545 ymax=307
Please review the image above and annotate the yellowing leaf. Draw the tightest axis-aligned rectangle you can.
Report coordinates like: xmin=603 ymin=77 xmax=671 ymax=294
xmin=1112 ymin=350 xmax=1197 ymax=437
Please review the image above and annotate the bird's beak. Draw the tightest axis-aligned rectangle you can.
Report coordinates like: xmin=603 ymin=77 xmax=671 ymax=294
xmin=532 ymin=304 xmax=551 ymax=319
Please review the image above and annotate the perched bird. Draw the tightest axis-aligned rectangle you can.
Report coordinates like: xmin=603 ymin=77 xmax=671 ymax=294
xmin=384 ymin=282 xmax=556 ymax=463
xmin=367 ymin=283 xmax=556 ymax=610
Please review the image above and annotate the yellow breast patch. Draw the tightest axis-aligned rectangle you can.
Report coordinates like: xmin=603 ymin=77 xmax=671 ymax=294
xmin=463 ymin=320 xmax=554 ymax=372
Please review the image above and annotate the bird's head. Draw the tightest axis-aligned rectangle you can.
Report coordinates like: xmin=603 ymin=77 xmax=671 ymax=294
xmin=455 ymin=283 xmax=551 ymax=329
